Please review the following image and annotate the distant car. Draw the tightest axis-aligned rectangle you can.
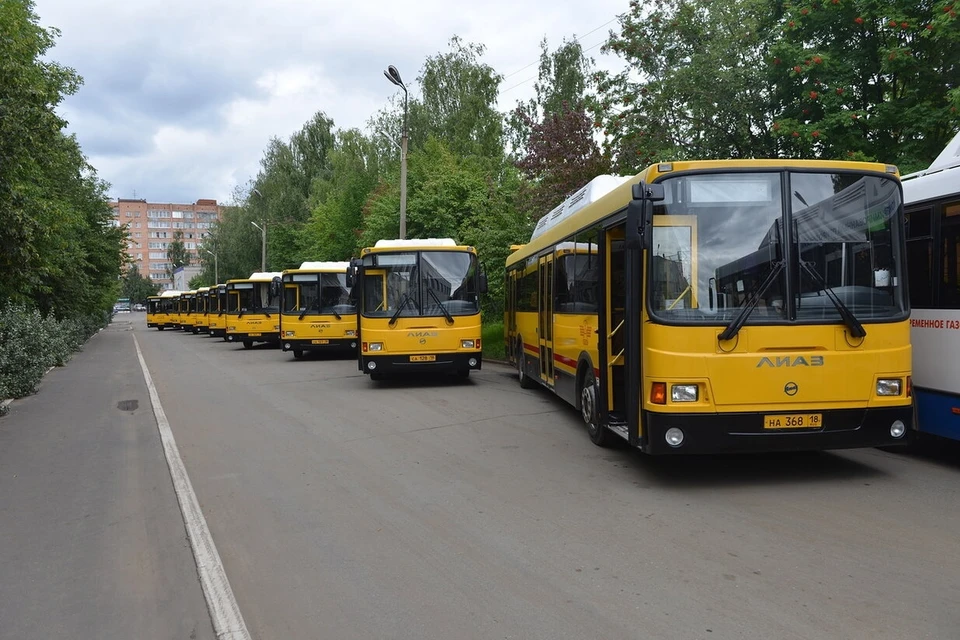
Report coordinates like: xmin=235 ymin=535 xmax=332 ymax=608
xmin=133 ymin=303 xmax=146 ymax=311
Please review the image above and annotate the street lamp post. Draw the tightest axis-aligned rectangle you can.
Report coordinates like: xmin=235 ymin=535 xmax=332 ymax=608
xmin=250 ymin=188 xmax=266 ymax=271
xmin=383 ymin=65 xmax=408 ymax=240
xmin=205 ymin=249 xmax=218 ymax=284
xmin=250 ymin=221 xmax=266 ymax=272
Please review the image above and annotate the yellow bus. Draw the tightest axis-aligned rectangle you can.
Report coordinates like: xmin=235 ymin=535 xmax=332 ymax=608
xmin=208 ymin=284 xmax=228 ymax=339
xmin=225 ymin=271 xmax=284 ymax=348
xmin=505 ymin=161 xmax=913 ymax=454
xmin=179 ymin=290 xmax=198 ymax=333
xmin=194 ymin=286 xmax=211 ymax=335
xmin=349 ymin=239 xmax=487 ymax=380
xmin=280 ymin=261 xmax=358 ymax=359
xmin=146 ymin=295 xmax=163 ymax=329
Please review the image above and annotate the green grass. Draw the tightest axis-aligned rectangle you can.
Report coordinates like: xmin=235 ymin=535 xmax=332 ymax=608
xmin=482 ymin=321 xmax=506 ymax=361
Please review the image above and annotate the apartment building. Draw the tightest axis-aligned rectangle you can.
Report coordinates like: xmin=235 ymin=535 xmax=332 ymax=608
xmin=110 ymin=198 xmax=223 ymax=289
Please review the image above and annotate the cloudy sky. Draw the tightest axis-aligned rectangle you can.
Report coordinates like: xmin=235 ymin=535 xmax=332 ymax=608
xmin=34 ymin=0 xmax=629 ymax=205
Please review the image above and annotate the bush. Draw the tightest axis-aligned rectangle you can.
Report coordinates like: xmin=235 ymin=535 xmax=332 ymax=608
xmin=0 ymin=303 xmax=108 ymax=401
xmin=482 ymin=320 xmax=506 ymax=362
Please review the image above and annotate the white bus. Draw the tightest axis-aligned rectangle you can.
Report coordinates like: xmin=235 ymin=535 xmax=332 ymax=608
xmin=902 ymin=130 xmax=960 ymax=442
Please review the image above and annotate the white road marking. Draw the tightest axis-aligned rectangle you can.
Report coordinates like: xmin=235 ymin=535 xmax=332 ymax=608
xmin=134 ymin=334 xmax=252 ymax=640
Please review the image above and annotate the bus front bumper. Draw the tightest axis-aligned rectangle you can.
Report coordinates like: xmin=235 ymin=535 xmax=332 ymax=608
xmin=225 ymin=332 xmax=280 ymax=343
xmin=209 ymin=328 xmax=226 ymax=337
xmin=640 ymin=406 xmax=914 ymax=455
xmin=361 ymin=352 xmax=482 ymax=374
xmin=282 ymin=338 xmax=358 ymax=352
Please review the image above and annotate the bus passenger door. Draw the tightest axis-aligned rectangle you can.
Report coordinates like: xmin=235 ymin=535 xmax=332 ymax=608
xmin=538 ymin=254 xmax=554 ymax=387
xmin=605 ymin=227 xmax=627 ymax=420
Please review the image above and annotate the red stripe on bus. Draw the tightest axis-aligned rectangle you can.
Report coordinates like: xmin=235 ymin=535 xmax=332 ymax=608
xmin=523 ymin=343 xmax=540 ymax=355
xmin=553 ymin=353 xmax=578 ymax=370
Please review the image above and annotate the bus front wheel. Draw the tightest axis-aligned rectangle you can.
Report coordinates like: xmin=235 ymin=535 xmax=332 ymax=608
xmin=581 ymin=371 xmax=611 ymax=447
xmin=242 ymin=340 xmax=253 ymax=349
xmin=293 ymin=350 xmax=303 ymax=359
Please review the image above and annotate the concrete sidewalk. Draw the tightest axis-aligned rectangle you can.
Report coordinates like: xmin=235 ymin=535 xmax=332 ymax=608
xmin=0 ymin=318 xmax=214 ymax=640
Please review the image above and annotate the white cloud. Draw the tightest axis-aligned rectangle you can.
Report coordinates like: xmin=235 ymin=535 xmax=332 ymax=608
xmin=33 ymin=0 xmax=628 ymax=203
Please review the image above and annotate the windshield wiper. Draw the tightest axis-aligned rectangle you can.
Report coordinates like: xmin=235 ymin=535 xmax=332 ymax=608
xmin=237 ymin=308 xmax=245 ymax=319
xmin=426 ymin=289 xmax=454 ymax=324
xmin=797 ymin=259 xmax=866 ymax=338
xmin=299 ymin=300 xmax=318 ymax=321
xmin=389 ymin=294 xmax=412 ymax=326
xmin=717 ymin=260 xmax=785 ymax=342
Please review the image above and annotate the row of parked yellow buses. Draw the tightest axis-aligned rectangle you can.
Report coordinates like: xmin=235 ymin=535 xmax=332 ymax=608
xmin=146 ymin=240 xmax=488 ymax=378
xmin=148 ymin=156 xmax=920 ymax=455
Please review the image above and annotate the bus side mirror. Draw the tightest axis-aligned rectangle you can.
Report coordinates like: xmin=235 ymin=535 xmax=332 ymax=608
xmin=479 ymin=271 xmax=488 ymax=294
xmin=629 ymin=182 xmax=663 ymax=251
xmin=345 ymin=260 xmax=359 ymax=287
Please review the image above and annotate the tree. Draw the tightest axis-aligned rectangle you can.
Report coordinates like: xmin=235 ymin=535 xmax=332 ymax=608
xmin=188 ymin=274 xmax=208 ymax=290
xmin=507 ymin=38 xmax=595 ymax=156
xmin=514 ymin=104 xmax=610 ymax=221
xmin=769 ymin=0 xmax=960 ymax=171
xmin=249 ymin=112 xmax=336 ymax=269
xmin=302 ymin=128 xmax=383 ymax=261
xmin=409 ymin=37 xmax=505 ymax=160
xmin=121 ymin=264 xmax=160 ymax=304
xmin=595 ymin=0 xmax=781 ymax=171
xmin=165 ymin=230 xmax=190 ymax=281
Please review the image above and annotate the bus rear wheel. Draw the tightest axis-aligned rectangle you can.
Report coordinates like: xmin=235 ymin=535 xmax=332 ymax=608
xmin=581 ymin=371 xmax=611 ymax=447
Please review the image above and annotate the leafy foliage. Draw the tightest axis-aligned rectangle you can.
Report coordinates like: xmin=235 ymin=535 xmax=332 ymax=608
xmin=164 ymin=229 xmax=190 ymax=281
xmin=120 ymin=264 xmax=160 ymax=304
xmin=0 ymin=0 xmax=124 ymax=325
xmin=769 ymin=0 xmax=960 ymax=171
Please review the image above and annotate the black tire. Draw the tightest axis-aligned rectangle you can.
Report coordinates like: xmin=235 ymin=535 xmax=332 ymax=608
xmin=517 ymin=341 xmax=537 ymax=389
xmin=581 ymin=371 xmax=612 ymax=447
xmin=158 ymin=326 xmax=164 ymax=331
xmin=242 ymin=340 xmax=253 ymax=349
xmin=456 ymin=369 xmax=470 ymax=379
xmin=293 ymin=350 xmax=304 ymax=359
xmin=369 ymin=372 xmax=384 ymax=381
xmin=193 ymin=327 xmax=199 ymax=334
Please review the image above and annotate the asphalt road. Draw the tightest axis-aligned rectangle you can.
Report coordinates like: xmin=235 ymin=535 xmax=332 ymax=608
xmin=3 ymin=316 xmax=959 ymax=639
xmin=0 ymin=319 xmax=215 ymax=640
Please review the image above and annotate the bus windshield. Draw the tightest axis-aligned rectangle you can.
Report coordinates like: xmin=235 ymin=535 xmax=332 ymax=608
xmin=228 ymin=282 xmax=281 ymax=314
xmin=283 ymin=273 xmax=355 ymax=315
xmin=362 ymin=250 xmax=479 ymax=318
xmin=648 ymin=171 xmax=906 ymax=325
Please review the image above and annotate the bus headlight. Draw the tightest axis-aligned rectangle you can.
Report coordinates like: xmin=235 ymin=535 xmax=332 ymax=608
xmin=273 ymin=325 xmax=280 ymax=331
xmin=368 ymin=342 xmax=384 ymax=351
xmin=284 ymin=331 xmax=295 ymax=337
xmin=671 ymin=384 xmax=699 ymax=402
xmin=228 ymin=326 xmax=236 ymax=331
xmin=876 ymin=379 xmax=902 ymax=396
xmin=345 ymin=330 xmax=356 ymax=337
xmin=461 ymin=339 xmax=476 ymax=349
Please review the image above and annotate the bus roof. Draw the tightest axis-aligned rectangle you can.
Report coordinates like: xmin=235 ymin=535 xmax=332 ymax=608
xmin=197 ymin=287 xmax=210 ymax=293
xmin=902 ymin=130 xmax=960 ymax=205
xmin=292 ymin=261 xmax=351 ymax=272
xmin=227 ymin=271 xmax=283 ymax=283
xmin=507 ymin=158 xmax=899 ymax=268
xmin=160 ymin=290 xmax=183 ymax=297
xmin=373 ymin=238 xmax=457 ymax=248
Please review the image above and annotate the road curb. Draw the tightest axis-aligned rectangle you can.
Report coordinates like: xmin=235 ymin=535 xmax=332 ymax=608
xmin=485 ymin=358 xmax=511 ymax=366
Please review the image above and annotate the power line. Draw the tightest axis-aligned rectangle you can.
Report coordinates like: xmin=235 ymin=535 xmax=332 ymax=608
xmin=499 ymin=35 xmax=611 ymax=95
xmin=499 ymin=14 xmax=623 ymax=82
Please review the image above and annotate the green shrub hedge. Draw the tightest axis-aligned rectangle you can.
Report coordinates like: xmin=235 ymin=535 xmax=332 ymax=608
xmin=0 ymin=303 xmax=109 ymax=402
